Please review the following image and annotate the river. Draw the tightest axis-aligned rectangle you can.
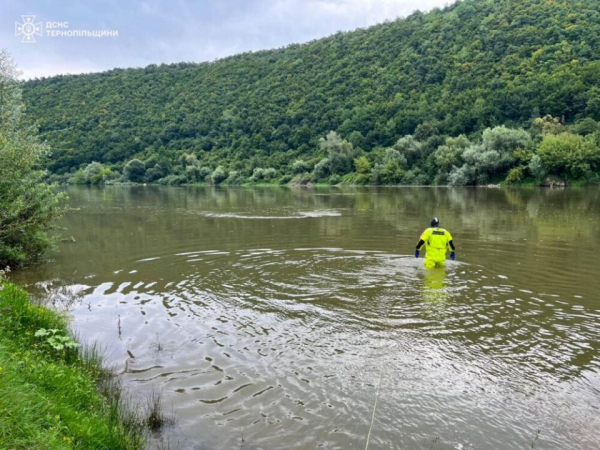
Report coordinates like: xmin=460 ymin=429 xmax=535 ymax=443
xmin=10 ymin=186 xmax=600 ymax=450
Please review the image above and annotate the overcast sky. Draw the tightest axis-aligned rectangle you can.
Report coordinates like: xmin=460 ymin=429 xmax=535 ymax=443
xmin=2 ymin=0 xmax=451 ymax=79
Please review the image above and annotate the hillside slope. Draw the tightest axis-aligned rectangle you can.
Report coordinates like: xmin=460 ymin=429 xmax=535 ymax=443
xmin=22 ymin=0 xmax=600 ymax=184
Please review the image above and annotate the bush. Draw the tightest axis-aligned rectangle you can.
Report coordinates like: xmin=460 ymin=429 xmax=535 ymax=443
xmin=69 ymin=169 xmax=86 ymax=185
xmin=145 ymin=166 xmax=164 ymax=182
xmin=505 ymin=166 xmax=525 ymax=183
xmin=291 ymin=172 xmax=313 ymax=185
xmin=393 ymin=135 xmax=422 ymax=165
xmin=354 ymin=155 xmax=371 ymax=175
xmin=0 ymin=50 xmax=67 ymax=268
xmin=448 ymin=164 xmax=475 ymax=186
xmin=225 ymin=170 xmax=243 ymax=184
xmin=250 ymin=167 xmax=278 ymax=182
xmin=279 ymin=174 xmax=293 ymax=184
xmin=537 ymin=133 xmax=600 ymax=180
xmin=123 ymin=159 xmax=146 ymax=183
xmin=83 ymin=162 xmax=111 ymax=184
xmin=186 ymin=165 xmax=204 ymax=183
xmin=401 ymin=168 xmax=429 ymax=185
xmin=329 ymin=174 xmax=341 ymax=184
xmin=312 ymin=158 xmax=331 ymax=180
xmin=157 ymin=174 xmax=186 ymax=186
xmin=292 ymin=160 xmax=310 ymax=174
xmin=319 ymin=131 xmax=356 ymax=175
xmin=482 ymin=126 xmax=531 ymax=154
xmin=434 ymin=135 xmax=470 ymax=172
xmin=211 ymin=166 xmax=228 ymax=184
xmin=528 ymin=154 xmax=546 ymax=181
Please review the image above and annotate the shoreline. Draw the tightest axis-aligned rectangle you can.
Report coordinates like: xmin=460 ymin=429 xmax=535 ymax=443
xmin=0 ymin=281 xmax=170 ymax=449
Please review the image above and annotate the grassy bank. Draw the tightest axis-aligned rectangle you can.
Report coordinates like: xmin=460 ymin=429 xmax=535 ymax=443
xmin=0 ymin=281 xmax=153 ymax=449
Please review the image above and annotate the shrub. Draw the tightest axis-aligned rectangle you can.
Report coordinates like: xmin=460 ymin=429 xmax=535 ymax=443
xmin=448 ymin=164 xmax=475 ymax=186
xmin=123 ymin=159 xmax=146 ymax=183
xmin=319 ymin=131 xmax=356 ymax=175
xmin=83 ymin=162 xmax=111 ymax=184
xmin=292 ymin=159 xmax=310 ymax=174
xmin=505 ymin=166 xmax=525 ymax=183
xmin=482 ymin=126 xmax=531 ymax=154
xmin=291 ymin=172 xmax=313 ymax=185
xmin=434 ymin=135 xmax=470 ymax=172
xmin=393 ymin=135 xmax=422 ymax=165
xmin=312 ymin=158 xmax=331 ymax=180
xmin=0 ymin=50 xmax=67 ymax=268
xmin=251 ymin=167 xmax=277 ymax=182
xmin=69 ymin=169 xmax=86 ymax=185
xmin=528 ymin=154 xmax=546 ymax=181
xmin=211 ymin=166 xmax=228 ymax=184
xmin=157 ymin=174 xmax=185 ymax=185
xmin=329 ymin=174 xmax=341 ymax=184
xmin=279 ymin=174 xmax=293 ymax=184
xmin=537 ymin=133 xmax=600 ymax=180
xmin=225 ymin=170 xmax=243 ymax=184
xmin=354 ymin=155 xmax=371 ymax=175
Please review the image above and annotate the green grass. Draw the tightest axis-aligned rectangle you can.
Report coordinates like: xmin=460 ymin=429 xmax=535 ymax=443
xmin=0 ymin=282 xmax=149 ymax=450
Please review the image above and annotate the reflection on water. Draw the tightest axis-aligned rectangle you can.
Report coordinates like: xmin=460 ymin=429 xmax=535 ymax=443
xmin=11 ymin=186 xmax=600 ymax=450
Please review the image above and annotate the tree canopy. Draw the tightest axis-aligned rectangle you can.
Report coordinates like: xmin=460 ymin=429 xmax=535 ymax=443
xmin=0 ymin=51 xmax=66 ymax=268
xmin=20 ymin=0 xmax=600 ymax=185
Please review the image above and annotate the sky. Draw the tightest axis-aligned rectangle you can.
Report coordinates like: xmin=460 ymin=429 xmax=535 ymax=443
xmin=2 ymin=0 xmax=452 ymax=79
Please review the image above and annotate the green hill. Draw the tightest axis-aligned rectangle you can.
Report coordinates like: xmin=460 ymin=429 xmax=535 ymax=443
xmin=22 ymin=0 xmax=600 ymax=185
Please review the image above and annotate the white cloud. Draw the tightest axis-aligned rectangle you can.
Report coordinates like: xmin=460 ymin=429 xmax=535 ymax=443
xmin=7 ymin=0 xmax=452 ymax=79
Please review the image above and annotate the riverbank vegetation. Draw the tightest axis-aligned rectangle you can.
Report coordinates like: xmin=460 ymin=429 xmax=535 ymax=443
xmin=0 ymin=278 xmax=138 ymax=448
xmin=22 ymin=0 xmax=600 ymax=187
xmin=0 ymin=276 xmax=171 ymax=449
xmin=0 ymin=50 xmax=66 ymax=269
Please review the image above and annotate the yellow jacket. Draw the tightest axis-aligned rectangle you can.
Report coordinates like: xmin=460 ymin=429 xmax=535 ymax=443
xmin=418 ymin=227 xmax=453 ymax=262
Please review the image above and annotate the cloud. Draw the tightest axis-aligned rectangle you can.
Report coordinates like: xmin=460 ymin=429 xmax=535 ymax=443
xmin=1 ymin=0 xmax=452 ymax=79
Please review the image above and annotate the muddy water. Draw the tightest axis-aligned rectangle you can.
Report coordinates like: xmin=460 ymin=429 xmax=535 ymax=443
xmin=11 ymin=186 xmax=600 ymax=450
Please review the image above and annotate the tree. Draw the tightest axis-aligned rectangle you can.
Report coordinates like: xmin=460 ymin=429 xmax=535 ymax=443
xmin=251 ymin=167 xmax=278 ymax=182
xmin=537 ymin=133 xmax=600 ymax=180
xmin=83 ymin=161 xmax=111 ymax=184
xmin=319 ymin=131 xmax=356 ymax=175
xmin=393 ymin=135 xmax=423 ymax=165
xmin=0 ymin=50 xmax=66 ymax=268
xmin=123 ymin=159 xmax=146 ymax=182
xmin=211 ymin=166 xmax=228 ymax=184
xmin=312 ymin=157 xmax=331 ymax=181
xmin=482 ymin=126 xmax=531 ymax=155
xmin=528 ymin=154 xmax=547 ymax=181
xmin=292 ymin=160 xmax=310 ymax=174
xmin=354 ymin=156 xmax=371 ymax=175
xmin=434 ymin=135 xmax=470 ymax=172
xmin=13 ymin=0 xmax=600 ymax=187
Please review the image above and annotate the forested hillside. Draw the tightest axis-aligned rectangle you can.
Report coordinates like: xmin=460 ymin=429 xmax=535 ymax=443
xmin=22 ymin=0 xmax=600 ymax=185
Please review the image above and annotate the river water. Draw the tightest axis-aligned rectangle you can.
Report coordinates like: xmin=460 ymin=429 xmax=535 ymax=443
xmin=11 ymin=186 xmax=600 ymax=450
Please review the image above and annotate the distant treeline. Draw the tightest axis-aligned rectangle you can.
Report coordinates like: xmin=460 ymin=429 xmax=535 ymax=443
xmin=22 ymin=0 xmax=600 ymax=186
xmin=63 ymin=119 xmax=600 ymax=186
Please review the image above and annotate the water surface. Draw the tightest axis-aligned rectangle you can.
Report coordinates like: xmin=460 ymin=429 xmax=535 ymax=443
xmin=11 ymin=186 xmax=600 ymax=450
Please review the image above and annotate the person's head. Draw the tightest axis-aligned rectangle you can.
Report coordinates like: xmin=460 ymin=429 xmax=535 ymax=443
xmin=431 ymin=217 xmax=440 ymax=227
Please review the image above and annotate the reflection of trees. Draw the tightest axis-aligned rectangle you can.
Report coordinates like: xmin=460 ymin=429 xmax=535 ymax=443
xmin=14 ymin=186 xmax=599 ymax=282
xmin=9 ymin=185 xmax=600 ymax=384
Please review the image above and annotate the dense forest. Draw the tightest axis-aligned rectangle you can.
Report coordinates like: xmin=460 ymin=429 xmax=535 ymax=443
xmin=22 ymin=0 xmax=600 ymax=186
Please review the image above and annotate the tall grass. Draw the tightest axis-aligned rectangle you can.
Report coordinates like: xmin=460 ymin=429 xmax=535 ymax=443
xmin=0 ymin=281 xmax=172 ymax=449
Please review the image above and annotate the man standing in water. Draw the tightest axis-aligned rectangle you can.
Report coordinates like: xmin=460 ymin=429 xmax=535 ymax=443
xmin=415 ymin=217 xmax=456 ymax=268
